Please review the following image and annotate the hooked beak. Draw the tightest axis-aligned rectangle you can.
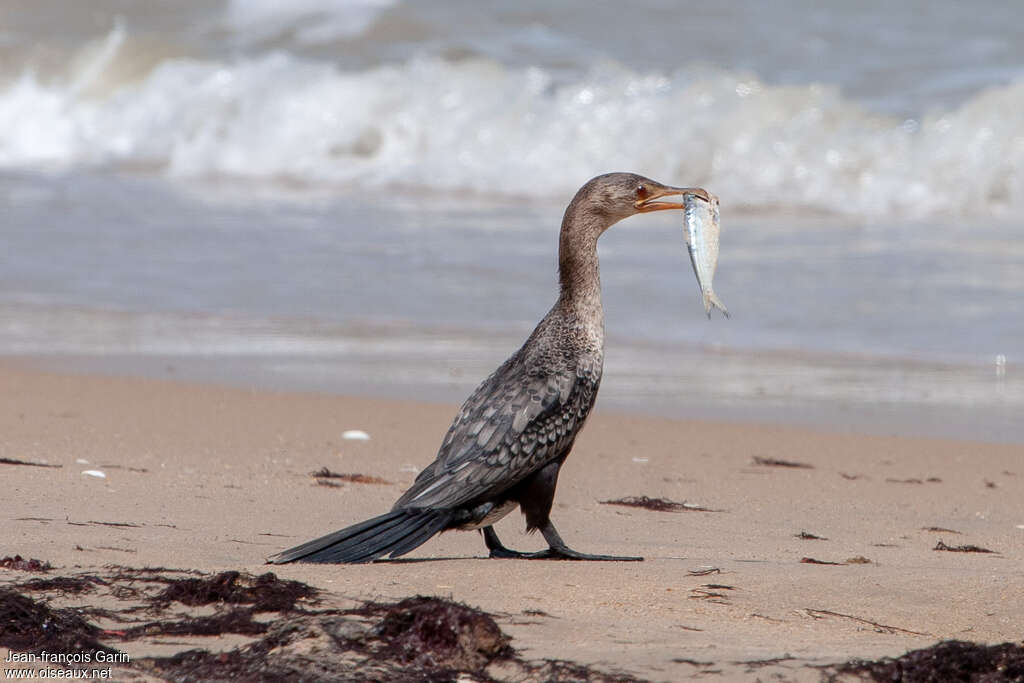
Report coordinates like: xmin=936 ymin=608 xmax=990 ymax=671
xmin=635 ymin=185 xmax=711 ymax=213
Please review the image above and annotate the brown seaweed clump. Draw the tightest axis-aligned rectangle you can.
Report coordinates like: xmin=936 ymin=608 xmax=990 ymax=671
xmin=0 ymin=588 xmax=113 ymax=655
xmin=151 ymin=570 xmax=316 ymax=611
xmin=0 ymin=555 xmax=52 ymax=572
xmin=1 ymin=566 xmax=651 ymax=682
xmin=140 ymin=594 xmax=516 ymax=683
xmin=371 ymin=595 xmax=512 ymax=671
xmin=15 ymin=575 xmax=104 ymax=594
xmin=830 ymin=640 xmax=1024 ymax=682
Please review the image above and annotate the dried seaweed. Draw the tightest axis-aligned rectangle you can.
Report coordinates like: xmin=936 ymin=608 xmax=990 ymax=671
xmin=517 ymin=659 xmax=649 ymax=682
xmin=99 ymin=464 xmax=150 ymax=473
xmin=752 ymin=456 xmax=813 ymax=469
xmin=673 ymin=657 xmax=714 ymax=669
xmin=137 ymin=595 xmax=517 ymax=683
xmin=151 ymin=570 xmax=316 ymax=611
xmin=15 ymin=576 xmax=104 ymax=594
xmin=0 ymin=457 xmax=61 ymax=468
xmin=737 ymin=656 xmax=796 ymax=669
xmin=689 ymin=588 xmax=730 ymax=604
xmin=687 ymin=567 xmax=721 ymax=576
xmin=599 ymin=496 xmax=720 ymax=512
xmin=806 ymin=609 xmax=930 ymax=636
xmin=0 ymin=555 xmax=52 ymax=572
xmin=886 ymin=477 xmax=942 ymax=484
xmin=934 ymin=540 xmax=996 ymax=554
xmin=3 ymin=565 xmax=655 ymax=682
xmin=828 ymin=640 xmax=1024 ymax=682
xmin=0 ymin=588 xmax=114 ymax=655
xmin=312 ymin=467 xmax=391 ymax=485
xmin=371 ymin=596 xmax=512 ymax=671
xmin=17 ymin=563 xmax=1021 ymax=683
xmin=124 ymin=609 xmax=267 ymax=638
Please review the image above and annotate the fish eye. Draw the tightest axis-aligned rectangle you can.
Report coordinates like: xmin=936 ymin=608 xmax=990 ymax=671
xmin=635 ymin=184 xmax=648 ymax=199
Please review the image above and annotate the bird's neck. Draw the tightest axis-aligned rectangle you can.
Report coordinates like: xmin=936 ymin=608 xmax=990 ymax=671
xmin=557 ymin=207 xmax=605 ymax=331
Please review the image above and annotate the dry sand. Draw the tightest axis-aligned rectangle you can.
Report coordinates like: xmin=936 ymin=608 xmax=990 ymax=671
xmin=2 ymin=358 xmax=1022 ymax=680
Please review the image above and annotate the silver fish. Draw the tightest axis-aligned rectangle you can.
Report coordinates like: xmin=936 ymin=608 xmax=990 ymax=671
xmin=683 ymin=192 xmax=729 ymax=318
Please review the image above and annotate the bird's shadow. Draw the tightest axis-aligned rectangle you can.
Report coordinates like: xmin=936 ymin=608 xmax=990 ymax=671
xmin=370 ymin=555 xmax=486 ymax=564
xmin=369 ymin=554 xmax=665 ymax=564
xmin=273 ymin=554 xmax=708 ymax=565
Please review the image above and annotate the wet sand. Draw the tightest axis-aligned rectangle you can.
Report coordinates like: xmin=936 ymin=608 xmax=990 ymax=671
xmin=2 ymin=358 xmax=1022 ymax=680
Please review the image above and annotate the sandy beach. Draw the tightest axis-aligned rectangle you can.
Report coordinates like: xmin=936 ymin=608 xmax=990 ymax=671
xmin=2 ymin=357 xmax=1021 ymax=680
xmin=4 ymin=2 xmax=1024 ymax=680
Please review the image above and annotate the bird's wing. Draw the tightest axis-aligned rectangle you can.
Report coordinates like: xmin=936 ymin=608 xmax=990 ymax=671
xmin=393 ymin=351 xmax=601 ymax=511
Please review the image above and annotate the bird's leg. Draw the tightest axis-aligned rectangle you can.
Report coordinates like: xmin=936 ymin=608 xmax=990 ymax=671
xmin=482 ymin=526 xmax=537 ymax=559
xmin=485 ymin=460 xmax=643 ymax=561
xmin=481 ymin=525 xmax=573 ymax=560
xmin=537 ymin=519 xmax=643 ymax=561
xmin=483 ymin=523 xmax=643 ymax=561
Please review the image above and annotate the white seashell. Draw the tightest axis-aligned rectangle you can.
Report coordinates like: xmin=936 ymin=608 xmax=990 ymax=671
xmin=81 ymin=470 xmax=106 ymax=479
xmin=342 ymin=430 xmax=370 ymax=441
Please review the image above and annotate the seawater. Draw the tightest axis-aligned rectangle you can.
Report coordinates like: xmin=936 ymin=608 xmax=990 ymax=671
xmin=0 ymin=1 xmax=1022 ymax=442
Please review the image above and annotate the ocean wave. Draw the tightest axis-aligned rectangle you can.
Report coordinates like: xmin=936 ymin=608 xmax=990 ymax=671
xmin=1 ymin=26 xmax=1022 ymax=218
xmin=221 ymin=0 xmax=398 ymax=46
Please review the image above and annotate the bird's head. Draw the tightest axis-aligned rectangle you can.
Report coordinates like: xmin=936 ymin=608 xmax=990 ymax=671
xmin=566 ymin=172 xmax=710 ymax=229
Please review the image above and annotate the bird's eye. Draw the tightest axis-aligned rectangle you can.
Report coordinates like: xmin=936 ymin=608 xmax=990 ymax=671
xmin=635 ymin=184 xmax=648 ymax=199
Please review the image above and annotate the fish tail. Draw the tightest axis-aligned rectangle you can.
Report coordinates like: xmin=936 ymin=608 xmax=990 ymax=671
xmin=706 ymin=291 xmax=730 ymax=318
xmin=266 ymin=509 xmax=453 ymax=564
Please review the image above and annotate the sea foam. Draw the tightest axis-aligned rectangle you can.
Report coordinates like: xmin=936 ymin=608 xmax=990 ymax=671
xmin=1 ymin=25 xmax=1023 ymax=218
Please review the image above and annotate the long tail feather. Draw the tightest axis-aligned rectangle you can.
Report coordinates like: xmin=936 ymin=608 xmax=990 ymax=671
xmin=384 ymin=512 xmax=452 ymax=558
xmin=339 ymin=512 xmax=431 ymax=561
xmin=266 ymin=509 xmax=452 ymax=564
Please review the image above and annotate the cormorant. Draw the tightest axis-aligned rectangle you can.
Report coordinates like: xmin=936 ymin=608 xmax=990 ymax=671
xmin=268 ymin=172 xmax=709 ymax=564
